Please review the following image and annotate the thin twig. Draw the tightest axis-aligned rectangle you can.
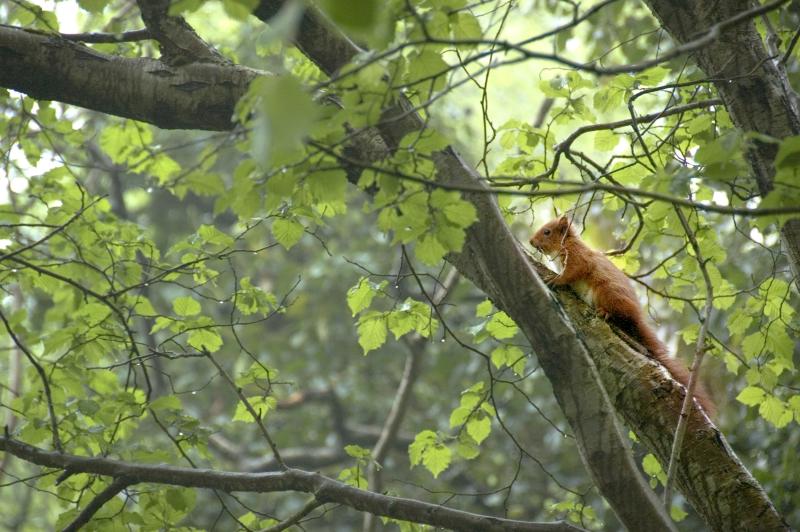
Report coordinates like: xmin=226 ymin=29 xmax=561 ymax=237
xmin=0 ymin=308 xmax=62 ymax=452
xmin=663 ymin=208 xmax=714 ymax=508
xmin=204 ymin=351 xmax=287 ymax=470
xmin=781 ymin=25 xmax=800 ymax=65
xmin=0 ymin=193 xmax=99 ymax=263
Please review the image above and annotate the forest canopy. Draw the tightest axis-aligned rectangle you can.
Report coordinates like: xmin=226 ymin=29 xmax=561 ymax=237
xmin=0 ymin=0 xmax=799 ymax=530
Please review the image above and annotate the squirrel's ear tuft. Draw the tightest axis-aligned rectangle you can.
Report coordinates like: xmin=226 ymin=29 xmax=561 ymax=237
xmin=557 ymin=216 xmax=570 ymax=232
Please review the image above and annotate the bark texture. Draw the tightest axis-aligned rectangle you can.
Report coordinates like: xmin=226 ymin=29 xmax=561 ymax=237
xmin=0 ymin=26 xmax=256 ymax=130
xmin=550 ymin=286 xmax=788 ymax=531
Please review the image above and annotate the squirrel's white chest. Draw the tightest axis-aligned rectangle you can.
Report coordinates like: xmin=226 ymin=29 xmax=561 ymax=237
xmin=553 ymin=255 xmax=595 ymax=306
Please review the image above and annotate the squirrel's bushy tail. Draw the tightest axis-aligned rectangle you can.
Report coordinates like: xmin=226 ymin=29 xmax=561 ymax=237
xmin=619 ymin=315 xmax=715 ymax=417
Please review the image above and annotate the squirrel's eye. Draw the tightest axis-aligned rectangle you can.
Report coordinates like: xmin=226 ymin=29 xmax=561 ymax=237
xmin=543 ymin=229 xmax=551 ymax=235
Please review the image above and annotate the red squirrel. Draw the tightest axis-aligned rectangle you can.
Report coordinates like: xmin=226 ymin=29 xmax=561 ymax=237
xmin=530 ymin=216 xmax=714 ymax=415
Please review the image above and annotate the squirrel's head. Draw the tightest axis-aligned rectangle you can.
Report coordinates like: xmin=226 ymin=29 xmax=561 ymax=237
xmin=529 ymin=216 xmax=574 ymax=254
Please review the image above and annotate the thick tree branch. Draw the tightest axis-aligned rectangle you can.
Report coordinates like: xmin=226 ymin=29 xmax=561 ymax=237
xmin=135 ymin=0 xmax=226 ymax=64
xmin=0 ymin=437 xmax=583 ymax=532
xmin=0 ymin=25 xmax=256 ymax=130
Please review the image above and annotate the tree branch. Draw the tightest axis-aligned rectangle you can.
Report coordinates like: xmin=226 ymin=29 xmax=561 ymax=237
xmin=262 ymin=497 xmax=323 ymax=532
xmin=135 ymin=0 xmax=226 ymax=64
xmin=62 ymin=476 xmax=131 ymax=532
xmin=0 ymin=437 xmax=584 ymax=532
xmin=0 ymin=25 xmax=257 ymax=130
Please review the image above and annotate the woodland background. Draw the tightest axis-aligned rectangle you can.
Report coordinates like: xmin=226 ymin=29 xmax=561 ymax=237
xmin=0 ymin=0 xmax=799 ymax=530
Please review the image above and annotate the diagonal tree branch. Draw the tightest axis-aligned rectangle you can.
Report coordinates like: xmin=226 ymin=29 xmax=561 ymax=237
xmin=252 ymin=3 xmax=676 ymax=530
xmin=135 ymin=0 xmax=227 ymax=64
xmin=62 ymin=476 xmax=131 ymax=532
xmin=0 ymin=437 xmax=584 ymax=532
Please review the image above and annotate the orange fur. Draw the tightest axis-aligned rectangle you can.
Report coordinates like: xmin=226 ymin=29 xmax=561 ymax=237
xmin=530 ymin=216 xmax=714 ymax=416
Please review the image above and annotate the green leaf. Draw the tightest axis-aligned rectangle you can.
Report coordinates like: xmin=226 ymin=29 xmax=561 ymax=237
xmin=78 ymin=0 xmax=107 ymax=13
xmin=338 ymin=464 xmax=368 ymax=488
xmin=180 ymin=172 xmax=225 ymax=198
xmin=187 ymin=329 xmax=223 ymax=353
xmin=344 ymin=444 xmax=372 ymax=460
xmin=409 ymin=430 xmax=451 ymax=478
xmin=357 ymin=314 xmax=387 ymax=354
xmin=789 ymin=396 xmax=800 ymax=422
xmin=307 ymin=169 xmax=348 ymax=204
xmin=415 ymin=234 xmax=447 ymax=265
xmin=150 ymin=395 xmax=182 ymax=412
xmin=272 ymin=218 xmax=304 ymax=250
xmin=452 ymin=12 xmax=482 ymax=41
xmin=199 ymin=224 xmax=235 ymax=248
xmin=173 ymin=296 xmax=201 ymax=317
xmin=759 ymin=396 xmax=792 ymax=428
xmin=233 ymin=395 xmax=277 ymax=422
xmin=388 ymin=310 xmax=416 ymax=339
xmin=249 ymin=75 xmax=320 ymax=167
xmin=456 ymin=435 xmax=480 ymax=460
xmin=449 ymin=406 xmax=471 ymax=428
xmin=422 ymin=443 xmax=451 ymax=478
xmin=741 ymin=333 xmax=764 ymax=361
xmin=347 ymin=278 xmax=383 ymax=316
xmin=320 ymin=0 xmax=379 ymax=30
xmin=222 ymin=0 xmax=258 ymax=20
xmin=670 ymin=505 xmax=688 ymax=522
xmin=409 ymin=430 xmax=436 ymax=466
xmin=775 ymin=135 xmax=800 ymax=169
xmin=466 ymin=414 xmax=491 ymax=444
xmin=736 ymin=386 xmax=766 ymax=406
xmin=407 ymin=50 xmax=448 ymax=91
xmin=165 ymin=488 xmax=194 ymax=512
xmin=594 ymin=130 xmax=618 ymax=151
xmin=490 ymin=344 xmax=525 ymax=375
xmin=486 ymin=311 xmax=518 ymax=340
xmin=475 ymin=300 xmax=493 ymax=317
xmin=78 ymin=302 xmax=112 ymax=323
xmin=641 ymin=453 xmax=665 ymax=487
